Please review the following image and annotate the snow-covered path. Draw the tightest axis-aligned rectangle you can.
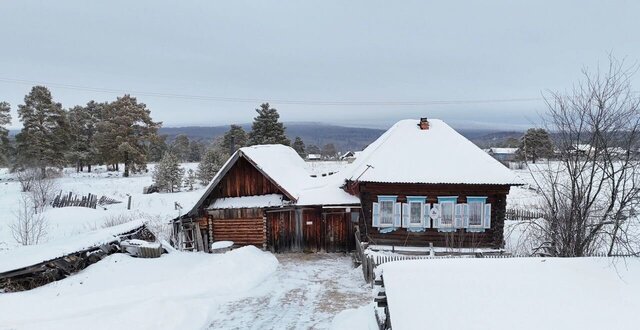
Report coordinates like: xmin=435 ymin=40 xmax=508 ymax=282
xmin=208 ymin=253 xmax=371 ymax=330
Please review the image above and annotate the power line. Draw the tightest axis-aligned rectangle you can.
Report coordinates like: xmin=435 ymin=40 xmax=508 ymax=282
xmin=0 ymin=76 xmax=546 ymax=106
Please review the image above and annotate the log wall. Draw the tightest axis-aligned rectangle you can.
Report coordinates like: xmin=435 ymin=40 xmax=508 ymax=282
xmin=357 ymin=182 xmax=510 ymax=249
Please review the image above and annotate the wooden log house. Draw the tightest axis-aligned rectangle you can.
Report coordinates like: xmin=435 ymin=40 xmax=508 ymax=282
xmin=174 ymin=118 xmax=521 ymax=252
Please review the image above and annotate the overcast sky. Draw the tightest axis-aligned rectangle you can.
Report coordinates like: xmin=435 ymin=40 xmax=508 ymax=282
xmin=1 ymin=0 xmax=639 ymax=130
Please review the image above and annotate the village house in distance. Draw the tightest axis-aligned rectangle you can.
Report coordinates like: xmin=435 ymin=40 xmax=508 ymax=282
xmin=173 ymin=118 xmax=522 ymax=253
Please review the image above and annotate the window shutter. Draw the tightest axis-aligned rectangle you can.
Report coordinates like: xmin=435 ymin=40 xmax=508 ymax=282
xmin=463 ymin=203 xmax=470 ymax=228
xmin=431 ymin=203 xmax=441 ymax=228
xmin=394 ymin=202 xmax=402 ymax=228
xmin=454 ymin=204 xmax=463 ymax=228
xmin=423 ymin=203 xmax=431 ymax=228
xmin=402 ymin=203 xmax=410 ymax=228
xmin=372 ymin=202 xmax=380 ymax=227
xmin=484 ymin=203 xmax=492 ymax=229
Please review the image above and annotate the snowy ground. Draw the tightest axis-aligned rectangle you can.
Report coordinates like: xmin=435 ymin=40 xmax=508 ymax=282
xmin=0 ymin=164 xmax=203 ymax=250
xmin=0 ymin=246 xmax=279 ymax=330
xmin=208 ymin=253 xmax=371 ymax=330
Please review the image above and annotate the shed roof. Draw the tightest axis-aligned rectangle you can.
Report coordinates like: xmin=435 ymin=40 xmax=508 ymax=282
xmin=345 ymin=119 xmax=522 ymax=185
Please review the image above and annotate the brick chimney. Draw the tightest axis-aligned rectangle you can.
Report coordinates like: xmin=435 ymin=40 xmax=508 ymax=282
xmin=419 ymin=117 xmax=430 ymax=130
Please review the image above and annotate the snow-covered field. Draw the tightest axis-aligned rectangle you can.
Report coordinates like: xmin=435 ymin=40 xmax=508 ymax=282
xmin=0 ymin=164 xmax=202 ymax=250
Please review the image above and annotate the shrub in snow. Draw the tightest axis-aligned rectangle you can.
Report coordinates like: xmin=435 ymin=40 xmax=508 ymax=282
xmin=10 ymin=195 xmax=48 ymax=245
xmin=152 ymin=152 xmax=185 ymax=193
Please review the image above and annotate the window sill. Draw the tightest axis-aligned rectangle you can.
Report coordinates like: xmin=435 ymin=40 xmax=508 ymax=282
xmin=437 ymin=228 xmax=456 ymax=233
xmin=379 ymin=227 xmax=397 ymax=234
xmin=466 ymin=228 xmax=486 ymax=233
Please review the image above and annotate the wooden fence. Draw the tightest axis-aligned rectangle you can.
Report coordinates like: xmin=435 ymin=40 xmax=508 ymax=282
xmin=51 ymin=192 xmax=122 ymax=209
xmin=506 ymin=208 xmax=544 ymax=221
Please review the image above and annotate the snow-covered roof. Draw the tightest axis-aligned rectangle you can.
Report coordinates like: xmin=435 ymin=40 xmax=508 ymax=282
xmin=0 ymin=220 xmax=145 ymax=274
xmin=345 ymin=119 xmax=522 ymax=185
xmin=207 ymin=194 xmax=288 ymax=209
xmin=489 ymin=147 xmax=518 ymax=154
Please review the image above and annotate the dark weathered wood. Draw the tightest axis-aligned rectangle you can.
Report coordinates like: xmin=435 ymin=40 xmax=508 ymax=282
xmin=356 ymin=182 xmax=510 ymax=249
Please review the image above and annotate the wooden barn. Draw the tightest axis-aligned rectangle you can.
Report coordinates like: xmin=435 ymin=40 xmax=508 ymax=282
xmin=173 ymin=144 xmax=360 ymax=253
xmin=344 ymin=118 xmax=522 ymax=249
xmin=174 ymin=118 xmax=521 ymax=253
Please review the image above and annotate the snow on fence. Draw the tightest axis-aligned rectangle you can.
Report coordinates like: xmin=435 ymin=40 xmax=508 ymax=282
xmin=51 ymin=192 xmax=122 ymax=209
xmin=506 ymin=208 xmax=544 ymax=221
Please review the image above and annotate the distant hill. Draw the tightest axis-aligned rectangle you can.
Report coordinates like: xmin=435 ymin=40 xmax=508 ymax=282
xmin=159 ymin=123 xmax=385 ymax=152
xmin=159 ymin=123 xmax=522 ymax=152
xmin=9 ymin=122 xmax=523 ymax=152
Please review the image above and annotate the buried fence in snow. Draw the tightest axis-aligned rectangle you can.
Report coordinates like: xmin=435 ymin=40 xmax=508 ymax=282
xmin=51 ymin=192 xmax=122 ymax=209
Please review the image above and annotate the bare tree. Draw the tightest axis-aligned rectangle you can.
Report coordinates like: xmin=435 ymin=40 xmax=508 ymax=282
xmin=10 ymin=195 xmax=48 ymax=245
xmin=526 ymin=56 xmax=640 ymax=257
xmin=16 ymin=167 xmax=39 ymax=192
xmin=29 ymin=174 xmax=60 ymax=213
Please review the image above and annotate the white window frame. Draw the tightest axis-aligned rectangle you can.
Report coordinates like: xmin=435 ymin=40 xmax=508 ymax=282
xmin=377 ymin=196 xmax=397 ymax=228
xmin=466 ymin=196 xmax=487 ymax=232
xmin=406 ymin=196 xmax=426 ymax=228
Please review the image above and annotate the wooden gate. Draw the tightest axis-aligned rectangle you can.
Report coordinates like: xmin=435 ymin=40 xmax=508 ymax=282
xmin=267 ymin=208 xmax=355 ymax=253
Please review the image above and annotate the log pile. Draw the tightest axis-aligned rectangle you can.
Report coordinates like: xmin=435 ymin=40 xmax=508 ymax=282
xmin=0 ymin=225 xmax=158 ymax=292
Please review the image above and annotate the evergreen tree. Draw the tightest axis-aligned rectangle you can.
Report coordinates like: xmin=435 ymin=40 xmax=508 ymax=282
xmin=292 ymin=136 xmax=306 ymax=157
xmin=516 ymin=128 xmax=554 ymax=163
xmin=222 ymin=124 xmax=248 ymax=155
xmin=197 ymin=147 xmax=226 ymax=185
xmin=95 ymin=95 xmax=161 ymax=177
xmin=188 ymin=140 xmax=206 ymax=162
xmin=307 ymin=144 xmax=320 ymax=155
xmin=248 ymin=103 xmax=290 ymax=146
xmin=153 ymin=151 xmax=185 ymax=193
xmin=15 ymin=86 xmax=69 ymax=175
xmin=183 ymin=168 xmax=197 ymax=191
xmin=0 ymin=101 xmax=11 ymax=166
xmin=148 ymin=135 xmax=168 ymax=162
xmin=66 ymin=101 xmax=100 ymax=172
xmin=170 ymin=134 xmax=191 ymax=162
xmin=321 ymin=143 xmax=337 ymax=159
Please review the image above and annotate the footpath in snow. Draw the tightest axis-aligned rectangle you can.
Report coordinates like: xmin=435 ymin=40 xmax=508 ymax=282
xmin=208 ymin=253 xmax=372 ymax=330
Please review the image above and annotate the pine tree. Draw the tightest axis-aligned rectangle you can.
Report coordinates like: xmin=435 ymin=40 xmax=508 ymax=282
xmin=183 ymin=168 xmax=197 ymax=191
xmin=171 ymin=134 xmax=191 ymax=162
xmin=188 ymin=140 xmax=206 ymax=162
xmin=0 ymin=101 xmax=11 ymax=166
xmin=197 ymin=147 xmax=226 ymax=185
xmin=95 ymin=95 xmax=161 ymax=177
xmin=15 ymin=86 xmax=69 ymax=175
xmin=153 ymin=152 xmax=185 ymax=193
xmin=66 ymin=101 xmax=100 ymax=172
xmin=516 ymin=128 xmax=554 ymax=163
xmin=148 ymin=135 xmax=168 ymax=162
xmin=248 ymin=103 xmax=290 ymax=146
xmin=222 ymin=124 xmax=248 ymax=155
xmin=292 ymin=136 xmax=306 ymax=157
xmin=307 ymin=144 xmax=320 ymax=155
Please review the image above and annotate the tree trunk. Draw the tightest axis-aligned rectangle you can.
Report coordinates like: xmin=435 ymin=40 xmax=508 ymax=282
xmin=88 ymin=164 xmax=92 ymax=173
xmin=123 ymin=152 xmax=130 ymax=177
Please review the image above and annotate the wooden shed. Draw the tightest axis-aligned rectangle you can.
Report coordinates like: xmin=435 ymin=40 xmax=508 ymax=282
xmin=174 ymin=144 xmax=360 ymax=253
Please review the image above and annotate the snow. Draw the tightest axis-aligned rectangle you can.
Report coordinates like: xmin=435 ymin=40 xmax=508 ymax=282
xmin=240 ymin=144 xmax=314 ymax=199
xmin=208 ymin=193 xmax=287 ymax=209
xmin=0 ymin=163 xmax=203 ymax=251
xmin=381 ymin=257 xmax=640 ymax=330
xmin=489 ymin=147 xmax=518 ymax=154
xmin=210 ymin=240 xmax=234 ymax=249
xmin=0 ymin=246 xmax=278 ymax=330
xmin=345 ymin=119 xmax=523 ymax=185
xmin=0 ymin=219 xmax=145 ymax=274
xmin=331 ymin=303 xmax=378 ymax=330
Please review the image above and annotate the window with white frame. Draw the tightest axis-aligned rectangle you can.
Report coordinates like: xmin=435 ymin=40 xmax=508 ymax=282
xmin=467 ymin=197 xmax=487 ymax=229
xmin=380 ymin=200 xmax=394 ymax=225
xmin=440 ymin=201 xmax=455 ymax=227
xmin=409 ymin=202 xmax=422 ymax=224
